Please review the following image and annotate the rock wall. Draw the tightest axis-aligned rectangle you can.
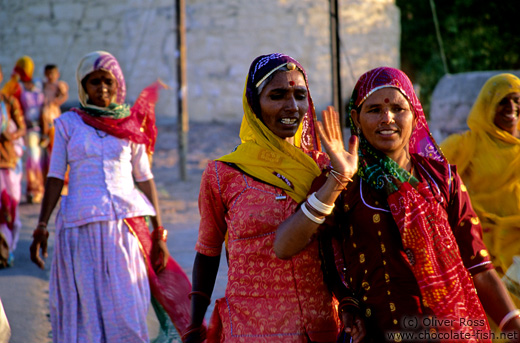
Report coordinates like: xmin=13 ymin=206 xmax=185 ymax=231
xmin=0 ymin=0 xmax=399 ymax=122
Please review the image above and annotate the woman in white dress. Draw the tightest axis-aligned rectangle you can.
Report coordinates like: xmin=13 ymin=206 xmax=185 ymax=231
xmin=29 ymin=51 xmax=177 ymax=342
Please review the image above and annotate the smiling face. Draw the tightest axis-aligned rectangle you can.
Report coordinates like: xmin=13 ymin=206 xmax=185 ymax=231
xmin=493 ymin=92 xmax=520 ymax=136
xmin=258 ymin=69 xmax=308 ymax=141
xmin=82 ymin=70 xmax=118 ymax=108
xmin=352 ymin=87 xmax=416 ymax=165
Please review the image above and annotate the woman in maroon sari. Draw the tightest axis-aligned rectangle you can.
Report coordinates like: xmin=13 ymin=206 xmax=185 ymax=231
xmin=275 ymin=67 xmax=520 ymax=342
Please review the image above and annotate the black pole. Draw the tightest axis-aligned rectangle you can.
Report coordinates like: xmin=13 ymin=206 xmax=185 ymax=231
xmin=176 ymin=0 xmax=188 ymax=181
xmin=330 ymin=0 xmax=344 ymax=127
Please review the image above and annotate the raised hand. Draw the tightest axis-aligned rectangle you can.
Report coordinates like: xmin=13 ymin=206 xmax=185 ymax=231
xmin=317 ymin=106 xmax=358 ymax=179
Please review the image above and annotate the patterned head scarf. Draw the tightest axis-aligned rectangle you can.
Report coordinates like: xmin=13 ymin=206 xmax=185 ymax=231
xmin=217 ymin=53 xmax=323 ymax=203
xmin=348 ymin=67 xmax=444 ymax=193
xmin=76 ymin=51 xmax=127 ymax=109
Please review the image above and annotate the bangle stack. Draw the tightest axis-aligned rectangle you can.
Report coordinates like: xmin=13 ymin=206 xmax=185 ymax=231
xmin=151 ymin=226 xmax=168 ymax=242
xmin=329 ymin=169 xmax=353 ymax=188
xmin=301 ymin=192 xmax=335 ymax=225
xmin=338 ymin=296 xmax=361 ymax=314
xmin=499 ymin=309 xmax=520 ymax=331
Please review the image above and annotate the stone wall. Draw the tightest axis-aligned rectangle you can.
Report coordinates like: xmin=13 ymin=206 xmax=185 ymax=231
xmin=0 ymin=0 xmax=399 ymax=122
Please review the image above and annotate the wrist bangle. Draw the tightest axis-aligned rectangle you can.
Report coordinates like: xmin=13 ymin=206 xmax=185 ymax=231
xmin=499 ymin=309 xmax=520 ymax=331
xmin=188 ymin=291 xmax=211 ymax=304
xmin=301 ymin=202 xmax=325 ymax=225
xmin=151 ymin=226 xmax=168 ymax=242
xmin=307 ymin=192 xmax=334 ymax=215
xmin=329 ymin=169 xmax=353 ymax=188
xmin=33 ymin=228 xmax=49 ymax=240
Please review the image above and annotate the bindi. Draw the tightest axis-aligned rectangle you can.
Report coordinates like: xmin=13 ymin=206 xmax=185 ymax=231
xmin=384 ymin=98 xmax=390 ymax=103
xmin=289 ymin=81 xmax=295 ymax=86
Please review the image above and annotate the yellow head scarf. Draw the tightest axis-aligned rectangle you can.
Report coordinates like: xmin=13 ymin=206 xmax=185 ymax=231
xmin=217 ymin=54 xmax=322 ymax=203
xmin=1 ymin=56 xmax=34 ymax=97
xmin=440 ymin=73 xmax=520 ymax=274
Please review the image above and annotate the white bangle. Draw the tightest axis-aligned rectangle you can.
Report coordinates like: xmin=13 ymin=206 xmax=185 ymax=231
xmin=301 ymin=202 xmax=325 ymax=225
xmin=499 ymin=309 xmax=520 ymax=331
xmin=307 ymin=192 xmax=334 ymax=216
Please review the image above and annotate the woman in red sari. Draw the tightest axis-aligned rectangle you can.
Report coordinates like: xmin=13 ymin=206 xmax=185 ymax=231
xmin=184 ymin=53 xmax=341 ymax=343
xmin=275 ymin=67 xmax=520 ymax=342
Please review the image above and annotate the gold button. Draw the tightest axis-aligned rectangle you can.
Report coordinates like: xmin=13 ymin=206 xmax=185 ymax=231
xmin=363 ymin=296 xmax=368 ymax=301
xmin=393 ymin=319 xmax=398 ymax=325
xmin=359 ymin=254 xmax=365 ymax=263
xmin=344 ymin=204 xmax=350 ymax=211
xmin=470 ymin=217 xmax=480 ymax=225
xmin=373 ymin=214 xmax=380 ymax=223
xmin=390 ymin=303 xmax=396 ymax=311
xmin=353 ymin=243 xmax=357 ymax=248
xmin=381 ymin=244 xmax=386 ymax=253
xmin=375 ymin=201 xmax=379 ymax=205
xmin=385 ymin=273 xmax=390 ymax=282
xmin=362 ymin=281 xmax=370 ymax=291
xmin=365 ymin=308 xmax=371 ymax=317
xmin=378 ymin=231 xmax=382 ymax=236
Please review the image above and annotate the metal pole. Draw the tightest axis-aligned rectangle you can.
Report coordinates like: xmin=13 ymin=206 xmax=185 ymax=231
xmin=330 ymin=0 xmax=344 ymax=127
xmin=176 ymin=0 xmax=188 ymax=181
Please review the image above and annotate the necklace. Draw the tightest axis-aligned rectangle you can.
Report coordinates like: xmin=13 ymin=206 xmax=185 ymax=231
xmin=407 ymin=164 xmax=415 ymax=182
xmin=95 ymin=129 xmax=108 ymax=138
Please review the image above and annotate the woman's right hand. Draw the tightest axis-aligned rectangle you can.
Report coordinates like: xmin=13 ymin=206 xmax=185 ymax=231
xmin=30 ymin=227 xmax=49 ymax=269
xmin=341 ymin=310 xmax=366 ymax=343
xmin=317 ymin=106 xmax=358 ymax=180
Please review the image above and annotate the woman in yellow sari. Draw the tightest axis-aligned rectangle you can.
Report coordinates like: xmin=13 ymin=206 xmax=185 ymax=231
xmin=441 ymin=73 xmax=520 ymax=297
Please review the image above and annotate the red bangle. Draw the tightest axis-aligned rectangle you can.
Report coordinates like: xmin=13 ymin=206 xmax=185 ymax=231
xmin=151 ymin=226 xmax=168 ymax=242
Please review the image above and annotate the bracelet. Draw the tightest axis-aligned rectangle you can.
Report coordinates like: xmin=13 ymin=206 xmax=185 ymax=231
xmin=301 ymin=202 xmax=325 ymax=224
xmin=338 ymin=296 xmax=361 ymax=314
xmin=32 ymin=228 xmax=49 ymax=240
xmin=37 ymin=221 xmax=47 ymax=228
xmin=188 ymin=291 xmax=211 ymax=304
xmin=151 ymin=226 xmax=168 ymax=242
xmin=305 ymin=200 xmax=328 ymax=217
xmin=181 ymin=324 xmax=207 ymax=342
xmin=329 ymin=169 xmax=354 ymax=187
xmin=499 ymin=309 xmax=520 ymax=331
xmin=330 ymin=169 xmax=354 ymax=182
xmin=307 ymin=192 xmax=334 ymax=216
